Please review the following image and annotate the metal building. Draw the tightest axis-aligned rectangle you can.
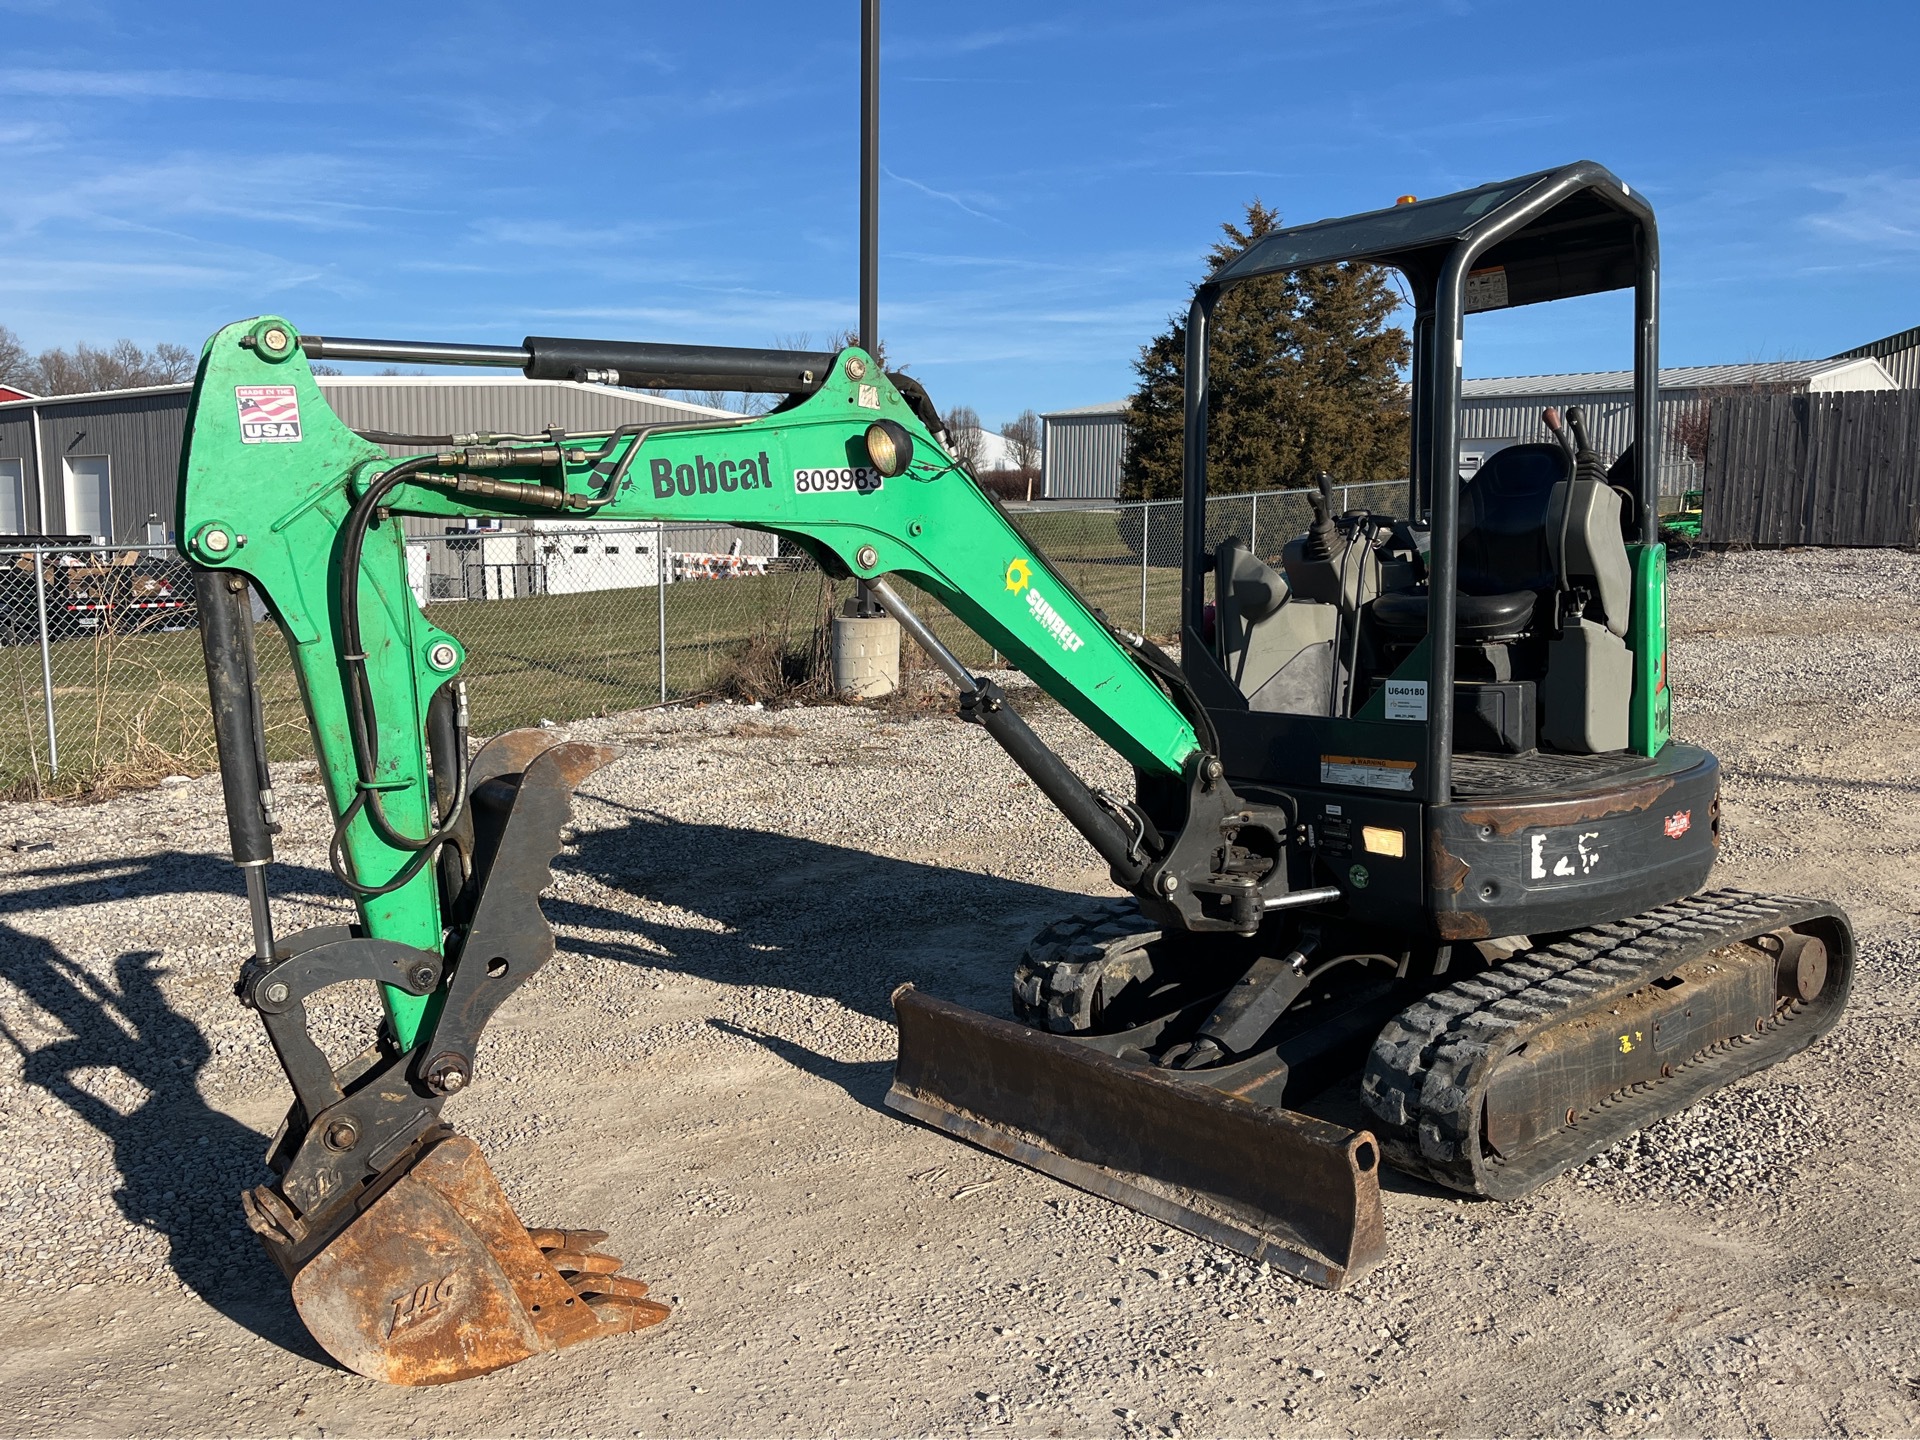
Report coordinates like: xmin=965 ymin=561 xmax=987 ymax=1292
xmin=1041 ymin=399 xmax=1130 ymax=500
xmin=1834 ymin=325 xmax=1920 ymax=390
xmin=0 ymin=376 xmax=738 ymax=543
xmin=1460 ymin=357 xmax=1897 ymax=497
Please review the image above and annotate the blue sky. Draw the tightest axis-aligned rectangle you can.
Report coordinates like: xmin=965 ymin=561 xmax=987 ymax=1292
xmin=3 ymin=1 xmax=1915 ymax=424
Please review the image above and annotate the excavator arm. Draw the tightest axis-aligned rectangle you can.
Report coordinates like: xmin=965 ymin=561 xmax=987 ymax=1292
xmin=180 ymin=316 xmax=1375 ymax=1385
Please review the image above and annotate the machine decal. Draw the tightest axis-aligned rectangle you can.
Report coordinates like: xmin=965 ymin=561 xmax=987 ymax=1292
xmin=388 ymin=1274 xmax=457 ymax=1336
xmin=1527 ymin=827 xmax=1605 ymax=881
xmin=1318 ymin=755 xmax=1415 ymax=792
xmin=792 ymin=465 xmax=883 ymax=495
xmin=857 ymin=383 xmax=881 ymax=409
xmin=650 ymin=453 xmax=772 ymax=497
xmin=235 ymin=385 xmax=302 ymax=444
xmin=1383 ymin=679 xmax=1427 ymax=721
xmin=1664 ymin=809 xmax=1693 ymax=839
xmin=1348 ymin=864 xmax=1370 ymax=888
xmin=1004 ymin=558 xmax=1032 ymax=594
xmin=1024 ymin=583 xmax=1086 ymax=654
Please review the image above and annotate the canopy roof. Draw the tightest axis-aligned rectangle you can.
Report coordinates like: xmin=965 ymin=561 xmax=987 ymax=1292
xmin=1206 ymin=162 xmax=1649 ymax=311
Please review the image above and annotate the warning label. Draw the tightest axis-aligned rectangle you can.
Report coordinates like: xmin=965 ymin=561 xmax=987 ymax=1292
xmin=1464 ymin=266 xmax=1510 ymax=313
xmin=1319 ymin=754 xmax=1416 ymax=793
xmin=235 ymin=385 xmax=303 ymax=444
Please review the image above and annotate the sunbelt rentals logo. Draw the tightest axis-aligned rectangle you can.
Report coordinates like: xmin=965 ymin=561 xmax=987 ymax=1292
xmin=1005 ymin=557 xmax=1085 ymax=655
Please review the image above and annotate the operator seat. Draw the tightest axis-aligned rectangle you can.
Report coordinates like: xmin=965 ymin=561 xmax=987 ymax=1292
xmin=1370 ymin=442 xmax=1570 ymax=642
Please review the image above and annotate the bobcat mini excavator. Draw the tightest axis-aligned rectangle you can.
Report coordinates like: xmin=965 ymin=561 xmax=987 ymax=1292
xmin=181 ymin=162 xmax=1851 ymax=1384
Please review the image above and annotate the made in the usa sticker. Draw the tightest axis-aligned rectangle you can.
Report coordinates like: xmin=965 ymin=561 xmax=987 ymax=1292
xmin=235 ymin=385 xmax=303 ymax=444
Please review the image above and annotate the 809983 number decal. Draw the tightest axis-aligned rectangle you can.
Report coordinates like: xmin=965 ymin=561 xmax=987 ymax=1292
xmin=794 ymin=467 xmax=883 ymax=495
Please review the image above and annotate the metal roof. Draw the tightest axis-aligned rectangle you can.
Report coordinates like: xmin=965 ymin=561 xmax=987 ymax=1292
xmin=1461 ymin=358 xmax=1882 ymax=398
xmin=1834 ymin=325 xmax=1920 ymax=361
xmin=1041 ymin=399 xmax=1131 ymax=419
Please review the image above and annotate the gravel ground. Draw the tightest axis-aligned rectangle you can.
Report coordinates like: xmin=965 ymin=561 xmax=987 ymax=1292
xmin=1 ymin=547 xmax=1918 ymax=1436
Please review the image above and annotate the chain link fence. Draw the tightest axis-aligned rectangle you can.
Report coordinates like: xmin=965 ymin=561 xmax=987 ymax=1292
xmin=0 ymin=480 xmax=1406 ymax=797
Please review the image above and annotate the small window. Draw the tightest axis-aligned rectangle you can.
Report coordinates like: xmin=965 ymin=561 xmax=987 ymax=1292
xmin=572 ymin=545 xmax=589 ymax=555
xmin=0 ymin=460 xmax=24 ymax=534
xmin=605 ymin=545 xmax=620 ymax=554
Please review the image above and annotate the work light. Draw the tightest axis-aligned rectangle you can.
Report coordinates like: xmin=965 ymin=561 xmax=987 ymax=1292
xmin=863 ymin=419 xmax=914 ymax=477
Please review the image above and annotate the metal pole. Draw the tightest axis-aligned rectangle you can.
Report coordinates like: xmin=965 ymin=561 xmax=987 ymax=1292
xmin=33 ymin=548 xmax=56 ymax=776
xmin=1249 ymin=492 xmax=1258 ymax=556
xmin=860 ymin=0 xmax=880 ymax=355
xmin=855 ymin=0 xmax=881 ymax=619
xmin=656 ymin=523 xmax=668 ymax=703
xmin=1139 ymin=502 xmax=1150 ymax=632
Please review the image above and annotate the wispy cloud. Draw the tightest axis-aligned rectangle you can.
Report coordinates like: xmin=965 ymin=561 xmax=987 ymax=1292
xmin=0 ymin=67 xmax=234 ymax=99
xmin=1804 ymin=171 xmax=1920 ymax=250
xmin=883 ymin=167 xmax=1008 ymax=225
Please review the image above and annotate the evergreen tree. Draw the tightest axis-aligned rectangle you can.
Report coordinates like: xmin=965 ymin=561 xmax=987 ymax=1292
xmin=1121 ymin=202 xmax=1410 ymax=500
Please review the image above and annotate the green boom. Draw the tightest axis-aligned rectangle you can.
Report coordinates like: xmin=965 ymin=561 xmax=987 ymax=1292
xmin=177 ymin=316 xmax=1202 ymax=1047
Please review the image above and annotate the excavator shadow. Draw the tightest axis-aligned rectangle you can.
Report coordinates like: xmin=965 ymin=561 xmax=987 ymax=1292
xmin=555 ymin=809 xmax=1084 ymax=1026
xmin=0 ymin=855 xmax=343 ymax=1369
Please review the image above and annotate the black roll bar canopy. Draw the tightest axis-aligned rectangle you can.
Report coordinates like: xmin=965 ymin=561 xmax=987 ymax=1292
xmin=1179 ymin=161 xmax=1660 ymax=805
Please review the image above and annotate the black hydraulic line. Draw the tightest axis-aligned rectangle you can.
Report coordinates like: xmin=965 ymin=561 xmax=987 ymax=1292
xmin=329 ymin=457 xmax=472 ymax=896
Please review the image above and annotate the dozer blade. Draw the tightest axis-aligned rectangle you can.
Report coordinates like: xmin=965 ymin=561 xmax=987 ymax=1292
xmin=278 ymin=1135 xmax=668 ymax=1385
xmin=886 ymin=986 xmax=1387 ymax=1290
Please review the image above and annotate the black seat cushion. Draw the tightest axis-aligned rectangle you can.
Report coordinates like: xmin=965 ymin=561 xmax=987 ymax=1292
xmin=1372 ymin=586 xmax=1536 ymax=642
xmin=1458 ymin=442 xmax=1569 ymax=596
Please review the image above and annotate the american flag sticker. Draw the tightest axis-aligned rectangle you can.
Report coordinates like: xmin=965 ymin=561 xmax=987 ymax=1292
xmin=235 ymin=385 xmax=303 ymax=444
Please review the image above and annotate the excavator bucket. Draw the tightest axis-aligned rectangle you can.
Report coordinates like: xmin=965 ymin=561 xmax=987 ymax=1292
xmin=264 ymin=1135 xmax=668 ymax=1385
xmin=886 ymin=987 xmax=1387 ymax=1290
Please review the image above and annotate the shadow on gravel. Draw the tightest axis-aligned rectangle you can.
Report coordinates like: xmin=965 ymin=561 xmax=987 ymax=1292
xmin=708 ymin=1018 xmax=893 ymax=1110
xmin=558 ymin=809 xmax=1087 ymax=1024
xmin=0 ymin=852 xmax=340 ymax=1370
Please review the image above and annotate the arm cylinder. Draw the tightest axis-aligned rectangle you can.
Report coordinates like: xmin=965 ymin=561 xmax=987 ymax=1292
xmin=195 ymin=567 xmax=275 ymax=865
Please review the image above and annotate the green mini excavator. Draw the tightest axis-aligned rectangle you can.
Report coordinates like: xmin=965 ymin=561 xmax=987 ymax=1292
xmin=179 ymin=162 xmax=1850 ymax=1384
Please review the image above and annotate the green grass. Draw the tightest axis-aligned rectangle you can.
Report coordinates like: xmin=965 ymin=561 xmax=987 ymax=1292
xmin=0 ymin=552 xmax=1186 ymax=797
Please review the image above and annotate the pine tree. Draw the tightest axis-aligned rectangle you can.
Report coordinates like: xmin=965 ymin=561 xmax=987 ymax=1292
xmin=1120 ymin=202 xmax=1409 ymax=500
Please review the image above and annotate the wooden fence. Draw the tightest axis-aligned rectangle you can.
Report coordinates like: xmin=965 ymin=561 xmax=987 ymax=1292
xmin=1701 ymin=390 xmax=1920 ymax=546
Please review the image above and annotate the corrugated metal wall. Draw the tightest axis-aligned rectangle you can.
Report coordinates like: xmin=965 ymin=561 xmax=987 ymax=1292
xmin=0 ymin=390 xmax=189 ymax=539
xmin=1042 ymin=413 xmax=1128 ymax=499
xmin=1873 ymin=343 xmax=1920 ymax=390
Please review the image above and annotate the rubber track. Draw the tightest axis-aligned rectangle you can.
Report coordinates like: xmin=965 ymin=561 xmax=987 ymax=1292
xmin=1360 ymin=888 xmax=1853 ymax=1199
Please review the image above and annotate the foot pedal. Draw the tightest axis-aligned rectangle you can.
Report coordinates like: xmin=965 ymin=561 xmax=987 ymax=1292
xmin=284 ymin=1136 xmax=667 ymax=1385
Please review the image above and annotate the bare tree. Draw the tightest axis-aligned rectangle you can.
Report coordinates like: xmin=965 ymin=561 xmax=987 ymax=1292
xmin=0 ymin=325 xmax=31 ymax=391
xmin=941 ymin=404 xmax=984 ymax=470
xmin=21 ymin=337 xmax=196 ymax=395
xmin=1000 ymin=409 xmax=1042 ymax=471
